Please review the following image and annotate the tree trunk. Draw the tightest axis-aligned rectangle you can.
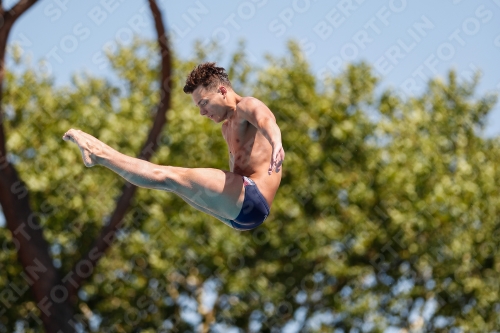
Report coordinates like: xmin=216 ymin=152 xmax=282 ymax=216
xmin=0 ymin=2 xmax=77 ymax=332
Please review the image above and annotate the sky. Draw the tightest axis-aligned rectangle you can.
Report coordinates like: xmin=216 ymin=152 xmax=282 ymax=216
xmin=5 ymin=0 xmax=500 ymax=135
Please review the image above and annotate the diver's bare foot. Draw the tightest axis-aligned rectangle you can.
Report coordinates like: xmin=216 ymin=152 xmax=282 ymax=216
xmin=62 ymin=129 xmax=105 ymax=167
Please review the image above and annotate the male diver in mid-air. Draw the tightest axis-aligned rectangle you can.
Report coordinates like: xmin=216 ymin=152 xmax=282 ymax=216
xmin=63 ymin=62 xmax=285 ymax=230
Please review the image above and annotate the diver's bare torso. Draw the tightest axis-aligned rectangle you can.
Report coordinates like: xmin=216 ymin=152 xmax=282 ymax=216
xmin=222 ymin=97 xmax=282 ymax=208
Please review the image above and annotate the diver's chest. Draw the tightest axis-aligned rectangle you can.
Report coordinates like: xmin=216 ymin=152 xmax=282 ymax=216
xmin=225 ymin=121 xmax=255 ymax=149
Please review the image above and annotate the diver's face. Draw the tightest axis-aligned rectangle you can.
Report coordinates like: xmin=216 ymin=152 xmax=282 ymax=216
xmin=192 ymin=86 xmax=228 ymax=123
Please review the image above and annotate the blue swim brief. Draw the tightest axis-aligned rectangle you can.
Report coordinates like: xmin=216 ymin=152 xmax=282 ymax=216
xmin=230 ymin=176 xmax=270 ymax=231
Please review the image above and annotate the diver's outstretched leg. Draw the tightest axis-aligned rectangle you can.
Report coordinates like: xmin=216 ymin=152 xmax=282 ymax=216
xmin=63 ymin=129 xmax=245 ymax=221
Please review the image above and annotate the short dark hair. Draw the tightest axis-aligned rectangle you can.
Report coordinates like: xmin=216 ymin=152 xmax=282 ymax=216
xmin=183 ymin=62 xmax=232 ymax=94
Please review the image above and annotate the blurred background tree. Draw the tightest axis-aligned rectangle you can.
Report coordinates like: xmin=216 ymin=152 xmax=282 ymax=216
xmin=1 ymin=34 xmax=499 ymax=333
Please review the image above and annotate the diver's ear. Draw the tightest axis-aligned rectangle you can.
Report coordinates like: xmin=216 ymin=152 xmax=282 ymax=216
xmin=219 ymin=86 xmax=227 ymax=96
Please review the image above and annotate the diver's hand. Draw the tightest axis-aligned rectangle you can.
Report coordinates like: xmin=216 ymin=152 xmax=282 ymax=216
xmin=268 ymin=143 xmax=285 ymax=175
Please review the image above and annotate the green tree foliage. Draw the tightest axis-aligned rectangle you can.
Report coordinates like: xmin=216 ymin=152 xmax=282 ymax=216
xmin=1 ymin=38 xmax=499 ymax=332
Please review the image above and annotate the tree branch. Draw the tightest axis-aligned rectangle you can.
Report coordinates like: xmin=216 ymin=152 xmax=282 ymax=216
xmin=65 ymin=0 xmax=172 ymax=303
xmin=140 ymin=0 xmax=172 ymax=158
xmin=3 ymin=0 xmax=39 ymax=25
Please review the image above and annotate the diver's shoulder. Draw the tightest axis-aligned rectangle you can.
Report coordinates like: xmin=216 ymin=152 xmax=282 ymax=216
xmin=237 ymin=96 xmax=266 ymax=111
